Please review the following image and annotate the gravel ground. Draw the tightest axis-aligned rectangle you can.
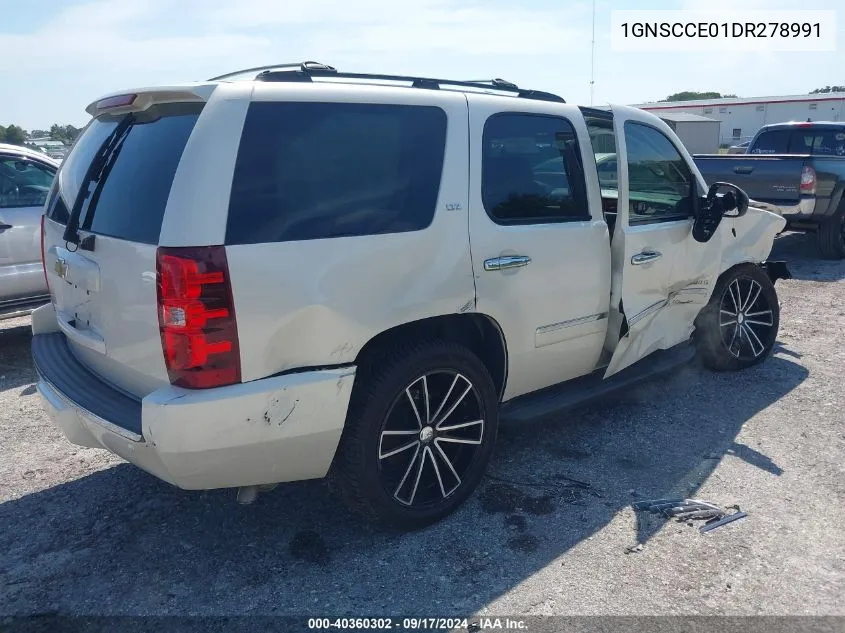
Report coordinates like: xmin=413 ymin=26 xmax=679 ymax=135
xmin=0 ymin=231 xmax=843 ymax=622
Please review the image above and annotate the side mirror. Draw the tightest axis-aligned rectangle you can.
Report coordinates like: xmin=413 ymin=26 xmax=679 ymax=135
xmin=710 ymin=182 xmax=749 ymax=218
xmin=692 ymin=182 xmax=750 ymax=243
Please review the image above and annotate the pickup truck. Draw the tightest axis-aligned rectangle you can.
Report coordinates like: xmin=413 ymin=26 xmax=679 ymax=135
xmin=693 ymin=121 xmax=845 ymax=259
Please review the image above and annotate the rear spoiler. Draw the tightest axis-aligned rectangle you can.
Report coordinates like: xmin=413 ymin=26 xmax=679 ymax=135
xmin=85 ymin=84 xmax=217 ymax=118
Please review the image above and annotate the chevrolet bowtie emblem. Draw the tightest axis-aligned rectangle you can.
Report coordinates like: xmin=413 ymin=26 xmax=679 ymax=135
xmin=54 ymin=258 xmax=69 ymax=279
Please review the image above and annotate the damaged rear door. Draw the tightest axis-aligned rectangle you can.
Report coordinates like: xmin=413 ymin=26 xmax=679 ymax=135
xmin=604 ymin=105 xmax=724 ymax=376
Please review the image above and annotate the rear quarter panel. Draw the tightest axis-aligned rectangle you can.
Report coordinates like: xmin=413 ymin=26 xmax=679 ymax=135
xmin=224 ymin=85 xmax=474 ymax=382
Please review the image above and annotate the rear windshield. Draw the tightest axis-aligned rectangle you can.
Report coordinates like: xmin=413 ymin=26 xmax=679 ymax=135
xmin=226 ymin=102 xmax=447 ymax=244
xmin=47 ymin=102 xmax=202 ymax=245
xmin=751 ymin=127 xmax=845 ymax=156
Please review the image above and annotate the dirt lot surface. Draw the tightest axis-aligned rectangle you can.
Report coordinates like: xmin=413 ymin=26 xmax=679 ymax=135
xmin=1 ymin=232 xmax=843 ymax=623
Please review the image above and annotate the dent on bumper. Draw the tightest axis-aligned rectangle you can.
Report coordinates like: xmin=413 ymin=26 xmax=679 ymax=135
xmin=38 ymin=367 xmax=356 ymax=490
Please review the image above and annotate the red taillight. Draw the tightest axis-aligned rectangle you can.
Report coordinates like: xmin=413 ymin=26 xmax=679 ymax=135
xmin=40 ymin=214 xmax=50 ymax=291
xmin=800 ymin=165 xmax=816 ymax=195
xmin=96 ymin=93 xmax=137 ymax=110
xmin=156 ymin=246 xmax=241 ymax=389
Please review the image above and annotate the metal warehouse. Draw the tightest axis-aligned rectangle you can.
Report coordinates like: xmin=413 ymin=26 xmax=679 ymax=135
xmin=631 ymin=92 xmax=845 ymax=148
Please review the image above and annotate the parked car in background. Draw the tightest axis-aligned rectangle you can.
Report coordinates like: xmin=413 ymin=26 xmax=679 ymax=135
xmin=694 ymin=121 xmax=845 ymax=259
xmin=0 ymin=143 xmax=58 ymax=319
xmin=32 ymin=64 xmax=787 ymax=529
xmin=727 ymin=140 xmax=750 ymax=154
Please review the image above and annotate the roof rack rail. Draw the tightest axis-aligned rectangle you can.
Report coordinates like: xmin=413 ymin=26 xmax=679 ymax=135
xmin=208 ymin=61 xmax=336 ymax=82
xmin=251 ymin=66 xmax=565 ymax=103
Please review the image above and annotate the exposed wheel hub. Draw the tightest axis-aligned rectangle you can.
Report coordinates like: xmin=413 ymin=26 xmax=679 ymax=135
xmin=419 ymin=426 xmax=435 ymax=444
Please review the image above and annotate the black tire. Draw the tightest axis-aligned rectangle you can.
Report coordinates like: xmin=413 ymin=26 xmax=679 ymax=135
xmin=694 ymin=264 xmax=780 ymax=371
xmin=817 ymin=203 xmax=845 ymax=260
xmin=329 ymin=340 xmax=499 ymax=530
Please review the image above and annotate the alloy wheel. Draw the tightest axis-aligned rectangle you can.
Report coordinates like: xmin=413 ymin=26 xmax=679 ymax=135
xmin=719 ymin=276 xmax=775 ymax=361
xmin=377 ymin=371 xmax=485 ymax=508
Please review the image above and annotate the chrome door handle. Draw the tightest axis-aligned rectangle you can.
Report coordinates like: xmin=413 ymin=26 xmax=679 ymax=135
xmin=484 ymin=255 xmax=531 ymax=271
xmin=631 ymin=250 xmax=662 ymax=265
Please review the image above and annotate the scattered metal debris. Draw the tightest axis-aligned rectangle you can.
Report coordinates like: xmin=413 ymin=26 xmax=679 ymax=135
xmin=700 ymin=510 xmax=748 ymax=533
xmin=632 ymin=497 xmax=747 ymax=533
xmin=624 ymin=543 xmax=644 ymax=554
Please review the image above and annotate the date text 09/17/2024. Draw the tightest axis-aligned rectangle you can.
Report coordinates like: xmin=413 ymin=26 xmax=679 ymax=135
xmin=307 ymin=617 xmax=528 ymax=630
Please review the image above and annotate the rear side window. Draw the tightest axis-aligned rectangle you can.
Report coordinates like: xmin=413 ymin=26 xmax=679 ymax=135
xmin=750 ymin=130 xmax=791 ymax=154
xmin=789 ymin=128 xmax=845 ymax=156
xmin=226 ymin=102 xmax=448 ymax=244
xmin=481 ymin=113 xmax=589 ymax=224
xmin=48 ymin=103 xmax=202 ymax=245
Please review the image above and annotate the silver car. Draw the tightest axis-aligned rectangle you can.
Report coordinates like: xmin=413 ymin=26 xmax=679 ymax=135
xmin=0 ymin=143 xmax=59 ymax=319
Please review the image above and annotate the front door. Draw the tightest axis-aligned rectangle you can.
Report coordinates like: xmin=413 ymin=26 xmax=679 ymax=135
xmin=604 ymin=105 xmax=724 ymax=376
xmin=467 ymin=96 xmax=611 ymax=401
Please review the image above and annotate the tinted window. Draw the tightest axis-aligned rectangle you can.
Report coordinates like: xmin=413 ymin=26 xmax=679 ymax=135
xmin=49 ymin=118 xmax=118 ymax=224
xmin=624 ymin=122 xmax=694 ymax=224
xmin=482 ymin=113 xmax=588 ymax=224
xmin=0 ymin=157 xmax=56 ymax=209
xmin=226 ymin=102 xmax=447 ymax=244
xmin=83 ymin=103 xmax=202 ymax=243
xmin=789 ymin=128 xmax=845 ymax=156
xmin=750 ymin=130 xmax=791 ymax=154
xmin=584 ymin=119 xmax=618 ymax=192
xmin=47 ymin=103 xmax=201 ymax=244
xmin=597 ymin=157 xmax=618 ymax=188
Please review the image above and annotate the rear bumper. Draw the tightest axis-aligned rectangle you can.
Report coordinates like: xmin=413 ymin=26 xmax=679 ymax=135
xmin=33 ymin=331 xmax=356 ymax=490
xmin=751 ymin=197 xmax=818 ymax=221
xmin=752 ymin=196 xmax=839 ymax=225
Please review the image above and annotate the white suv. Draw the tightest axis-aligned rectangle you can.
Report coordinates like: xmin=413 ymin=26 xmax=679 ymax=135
xmin=32 ymin=63 xmax=788 ymax=529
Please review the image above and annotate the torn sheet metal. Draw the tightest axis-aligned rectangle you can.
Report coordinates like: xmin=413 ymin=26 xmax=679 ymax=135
xmin=633 ymin=497 xmax=747 ymax=533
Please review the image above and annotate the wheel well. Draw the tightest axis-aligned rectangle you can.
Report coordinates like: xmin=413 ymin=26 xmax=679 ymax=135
xmin=355 ymin=314 xmax=508 ymax=401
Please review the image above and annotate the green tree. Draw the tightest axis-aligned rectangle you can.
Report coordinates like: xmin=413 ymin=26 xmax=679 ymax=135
xmin=664 ymin=91 xmax=737 ymax=102
xmin=63 ymin=124 xmax=80 ymax=143
xmin=49 ymin=123 xmax=80 ymax=144
xmin=0 ymin=125 xmax=6 ymax=143
xmin=29 ymin=129 xmax=50 ymax=139
xmin=810 ymin=85 xmax=845 ymax=94
xmin=3 ymin=124 xmax=27 ymax=145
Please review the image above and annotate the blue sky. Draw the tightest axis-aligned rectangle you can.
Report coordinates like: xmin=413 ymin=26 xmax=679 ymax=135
xmin=1 ymin=0 xmax=842 ymax=129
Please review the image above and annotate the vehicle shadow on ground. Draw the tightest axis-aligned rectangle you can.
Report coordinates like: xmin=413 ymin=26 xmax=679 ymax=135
xmin=771 ymin=232 xmax=845 ymax=281
xmin=0 ymin=341 xmax=808 ymax=616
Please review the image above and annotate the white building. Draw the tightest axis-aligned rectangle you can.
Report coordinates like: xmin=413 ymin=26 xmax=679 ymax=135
xmin=655 ymin=112 xmax=721 ymax=154
xmin=26 ymin=137 xmax=68 ymax=160
xmin=631 ymin=92 xmax=845 ymax=148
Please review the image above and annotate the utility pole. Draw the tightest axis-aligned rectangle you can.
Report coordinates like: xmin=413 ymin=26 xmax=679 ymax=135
xmin=590 ymin=0 xmax=596 ymax=106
